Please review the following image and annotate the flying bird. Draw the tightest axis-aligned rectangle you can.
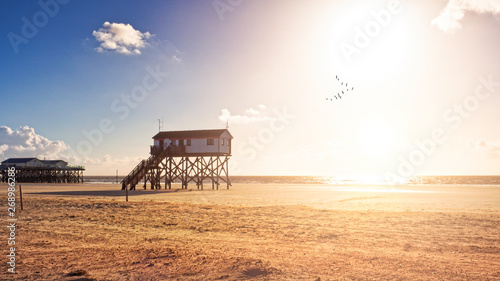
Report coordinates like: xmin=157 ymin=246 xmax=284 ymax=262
xmin=327 ymin=74 xmax=357 ymax=102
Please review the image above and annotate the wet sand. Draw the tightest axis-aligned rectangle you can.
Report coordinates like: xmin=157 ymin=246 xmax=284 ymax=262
xmin=1 ymin=183 xmax=499 ymax=280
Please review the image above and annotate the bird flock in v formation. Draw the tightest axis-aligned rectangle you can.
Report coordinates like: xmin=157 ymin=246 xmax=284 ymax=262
xmin=326 ymin=75 xmax=355 ymax=101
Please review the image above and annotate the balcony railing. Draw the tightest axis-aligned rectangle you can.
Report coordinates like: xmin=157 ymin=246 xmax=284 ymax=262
xmin=150 ymin=145 xmax=186 ymax=156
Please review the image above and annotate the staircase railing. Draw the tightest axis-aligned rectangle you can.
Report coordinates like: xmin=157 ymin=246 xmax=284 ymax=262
xmin=121 ymin=160 xmax=145 ymax=189
xmin=121 ymin=146 xmax=171 ymax=190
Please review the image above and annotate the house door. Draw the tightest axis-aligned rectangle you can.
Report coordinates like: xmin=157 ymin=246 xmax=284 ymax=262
xmin=179 ymin=139 xmax=185 ymax=154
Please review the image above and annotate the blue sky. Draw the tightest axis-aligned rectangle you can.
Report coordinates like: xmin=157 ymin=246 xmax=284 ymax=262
xmin=1 ymin=0 xmax=500 ymax=178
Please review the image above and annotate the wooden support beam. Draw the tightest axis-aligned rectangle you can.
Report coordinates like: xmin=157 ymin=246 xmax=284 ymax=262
xmin=119 ymin=152 xmax=230 ymax=192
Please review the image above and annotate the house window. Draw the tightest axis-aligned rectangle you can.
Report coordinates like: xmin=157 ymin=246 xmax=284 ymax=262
xmin=221 ymin=139 xmax=225 ymax=145
xmin=171 ymin=140 xmax=176 ymax=145
xmin=207 ymin=139 xmax=214 ymax=145
xmin=179 ymin=139 xmax=184 ymax=146
xmin=187 ymin=139 xmax=191 ymax=146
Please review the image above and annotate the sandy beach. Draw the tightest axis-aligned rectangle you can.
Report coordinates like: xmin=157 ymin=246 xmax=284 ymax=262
xmin=1 ymin=183 xmax=499 ymax=280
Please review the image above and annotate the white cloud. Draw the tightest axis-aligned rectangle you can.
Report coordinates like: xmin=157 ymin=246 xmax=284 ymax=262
xmin=0 ymin=126 xmax=67 ymax=159
xmin=0 ymin=144 xmax=7 ymax=155
xmin=467 ymin=139 xmax=500 ymax=158
xmin=171 ymin=55 xmax=182 ymax=62
xmin=245 ymin=108 xmax=260 ymax=115
xmin=92 ymin=22 xmax=152 ymax=55
xmin=218 ymin=106 xmax=274 ymax=124
xmin=432 ymin=0 xmax=500 ymax=32
xmin=0 ymin=126 xmax=142 ymax=169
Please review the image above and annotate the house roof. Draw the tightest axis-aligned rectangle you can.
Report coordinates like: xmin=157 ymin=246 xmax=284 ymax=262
xmin=1 ymin=158 xmax=38 ymax=164
xmin=1 ymin=158 xmax=68 ymax=165
xmin=153 ymin=129 xmax=233 ymax=140
xmin=41 ymin=160 xmax=68 ymax=165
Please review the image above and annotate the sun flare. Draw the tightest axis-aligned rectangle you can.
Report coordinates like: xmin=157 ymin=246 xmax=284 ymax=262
xmin=358 ymin=120 xmax=396 ymax=153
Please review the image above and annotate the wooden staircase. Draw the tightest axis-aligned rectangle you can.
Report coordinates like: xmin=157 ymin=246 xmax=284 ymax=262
xmin=121 ymin=148 xmax=169 ymax=190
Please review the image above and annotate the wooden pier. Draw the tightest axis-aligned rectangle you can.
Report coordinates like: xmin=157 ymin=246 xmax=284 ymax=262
xmin=0 ymin=158 xmax=85 ymax=183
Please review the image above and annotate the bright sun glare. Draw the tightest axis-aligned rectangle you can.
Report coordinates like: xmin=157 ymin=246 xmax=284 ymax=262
xmin=359 ymin=121 xmax=395 ymax=153
xmin=315 ymin=2 xmax=415 ymax=82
